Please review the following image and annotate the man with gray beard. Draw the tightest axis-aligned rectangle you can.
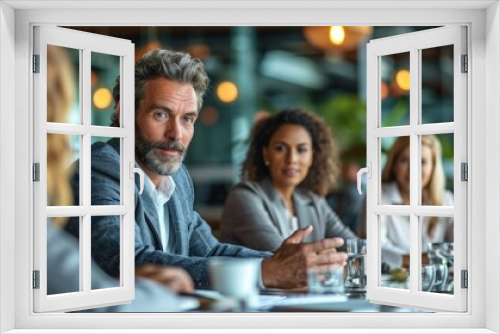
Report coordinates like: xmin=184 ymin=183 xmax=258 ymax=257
xmin=67 ymin=49 xmax=347 ymax=290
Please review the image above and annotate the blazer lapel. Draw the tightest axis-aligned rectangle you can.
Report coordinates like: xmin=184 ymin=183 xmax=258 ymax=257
xmin=111 ymin=138 xmax=164 ymax=249
xmin=166 ymin=191 xmax=187 ymax=255
xmin=259 ymin=179 xmax=293 ymax=238
xmin=293 ymin=191 xmax=317 ymax=243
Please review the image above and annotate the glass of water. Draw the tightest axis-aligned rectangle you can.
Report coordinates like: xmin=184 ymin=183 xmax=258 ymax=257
xmin=345 ymin=239 xmax=367 ymax=292
xmin=427 ymin=242 xmax=454 ymax=293
xmin=307 ymin=267 xmax=345 ymax=294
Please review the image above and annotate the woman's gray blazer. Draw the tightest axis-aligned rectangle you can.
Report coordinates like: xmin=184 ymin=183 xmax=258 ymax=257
xmin=221 ymin=178 xmax=357 ymax=251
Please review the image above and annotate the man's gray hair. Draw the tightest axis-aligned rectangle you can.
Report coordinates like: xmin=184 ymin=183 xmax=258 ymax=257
xmin=111 ymin=49 xmax=210 ymax=127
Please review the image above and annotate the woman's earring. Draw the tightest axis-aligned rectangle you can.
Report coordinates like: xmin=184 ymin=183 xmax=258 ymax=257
xmin=265 ymin=160 xmax=270 ymax=166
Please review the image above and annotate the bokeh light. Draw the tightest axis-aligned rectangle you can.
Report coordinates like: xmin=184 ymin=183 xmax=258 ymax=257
xmin=200 ymin=106 xmax=219 ymax=126
xmin=93 ymin=87 xmax=113 ymax=109
xmin=216 ymin=81 xmax=238 ymax=103
xmin=381 ymin=81 xmax=389 ymax=100
xmin=395 ymin=69 xmax=411 ymax=91
xmin=329 ymin=26 xmax=345 ymax=45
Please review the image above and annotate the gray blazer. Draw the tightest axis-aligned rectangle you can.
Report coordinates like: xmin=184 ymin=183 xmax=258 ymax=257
xmin=66 ymin=138 xmax=271 ymax=289
xmin=221 ymin=178 xmax=357 ymax=251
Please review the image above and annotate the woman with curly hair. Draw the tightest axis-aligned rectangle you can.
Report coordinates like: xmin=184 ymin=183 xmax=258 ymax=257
xmin=221 ymin=108 xmax=356 ymax=251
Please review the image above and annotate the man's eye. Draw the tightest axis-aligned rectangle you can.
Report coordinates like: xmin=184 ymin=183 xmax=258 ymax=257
xmin=183 ymin=116 xmax=195 ymax=123
xmin=155 ymin=112 xmax=166 ymax=119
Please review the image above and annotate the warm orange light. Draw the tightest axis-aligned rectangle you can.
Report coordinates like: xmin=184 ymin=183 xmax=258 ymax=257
xmin=216 ymin=81 xmax=238 ymax=103
xmin=329 ymin=26 xmax=345 ymax=45
xmin=304 ymin=26 xmax=373 ymax=51
xmin=200 ymin=106 xmax=219 ymax=125
xmin=395 ymin=69 xmax=411 ymax=91
xmin=188 ymin=44 xmax=211 ymax=59
xmin=381 ymin=81 xmax=389 ymax=100
xmin=93 ymin=87 xmax=113 ymax=109
xmin=91 ymin=71 xmax=98 ymax=88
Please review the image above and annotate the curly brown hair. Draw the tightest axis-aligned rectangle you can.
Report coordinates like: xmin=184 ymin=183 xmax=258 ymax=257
xmin=241 ymin=108 xmax=340 ymax=196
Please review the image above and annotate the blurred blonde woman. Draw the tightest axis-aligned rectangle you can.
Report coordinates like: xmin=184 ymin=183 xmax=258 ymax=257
xmin=46 ymin=45 xmax=195 ymax=311
xmin=46 ymin=44 xmax=74 ymax=213
xmin=380 ymin=135 xmax=454 ymax=268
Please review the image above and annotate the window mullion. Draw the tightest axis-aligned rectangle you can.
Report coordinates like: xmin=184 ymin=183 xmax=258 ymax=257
xmin=81 ymin=47 xmax=92 ymax=295
xmin=409 ymin=47 xmax=420 ymax=294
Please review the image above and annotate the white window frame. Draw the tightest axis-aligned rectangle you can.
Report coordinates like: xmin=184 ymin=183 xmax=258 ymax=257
xmin=365 ymin=26 xmax=467 ymax=312
xmin=33 ymin=25 xmax=136 ymax=312
xmin=0 ymin=1 xmax=498 ymax=333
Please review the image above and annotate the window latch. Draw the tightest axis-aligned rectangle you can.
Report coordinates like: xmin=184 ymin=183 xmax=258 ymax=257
xmin=357 ymin=162 xmax=372 ymax=195
xmin=130 ymin=161 xmax=144 ymax=195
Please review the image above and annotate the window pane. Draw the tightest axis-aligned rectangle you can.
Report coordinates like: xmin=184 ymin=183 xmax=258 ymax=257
xmin=91 ymin=136 xmax=121 ymax=206
xmin=421 ymin=134 xmax=454 ymax=205
xmin=381 ymin=136 xmax=410 ymax=205
xmin=47 ymin=217 xmax=80 ymax=295
xmin=91 ymin=215 xmax=121 ymax=290
xmin=423 ymin=217 xmax=454 ymax=295
xmin=381 ymin=52 xmax=410 ymax=127
xmin=421 ymin=45 xmax=454 ymax=124
xmin=47 ymin=45 xmax=80 ymax=125
xmin=91 ymin=52 xmax=120 ymax=127
xmin=380 ymin=214 xmax=410 ymax=290
xmin=47 ymin=134 xmax=81 ymax=206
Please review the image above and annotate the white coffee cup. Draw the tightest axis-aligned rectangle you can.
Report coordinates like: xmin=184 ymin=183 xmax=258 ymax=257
xmin=208 ymin=257 xmax=261 ymax=300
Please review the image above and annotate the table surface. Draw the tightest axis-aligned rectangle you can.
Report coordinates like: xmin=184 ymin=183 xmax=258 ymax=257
xmin=193 ymin=289 xmax=427 ymax=313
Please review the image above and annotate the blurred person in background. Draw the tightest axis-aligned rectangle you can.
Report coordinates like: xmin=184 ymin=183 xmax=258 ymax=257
xmin=221 ymin=108 xmax=357 ymax=251
xmin=326 ymin=145 xmax=366 ymax=236
xmin=67 ymin=49 xmax=348 ymax=291
xmin=377 ymin=135 xmax=454 ymax=269
xmin=46 ymin=44 xmax=196 ymax=312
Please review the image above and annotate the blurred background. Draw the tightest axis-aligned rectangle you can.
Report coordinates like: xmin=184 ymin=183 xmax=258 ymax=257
xmin=59 ymin=25 xmax=454 ymax=236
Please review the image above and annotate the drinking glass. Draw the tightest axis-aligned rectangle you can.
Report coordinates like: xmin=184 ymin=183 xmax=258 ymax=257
xmin=431 ymin=263 xmax=449 ymax=292
xmin=427 ymin=242 xmax=454 ymax=293
xmin=427 ymin=242 xmax=454 ymax=266
xmin=421 ymin=265 xmax=437 ymax=292
xmin=345 ymin=239 xmax=367 ymax=292
xmin=308 ymin=267 xmax=345 ymax=294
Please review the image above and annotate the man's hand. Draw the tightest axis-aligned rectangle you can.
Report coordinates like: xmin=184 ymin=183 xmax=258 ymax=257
xmin=261 ymin=225 xmax=347 ymax=289
xmin=135 ymin=265 xmax=194 ymax=294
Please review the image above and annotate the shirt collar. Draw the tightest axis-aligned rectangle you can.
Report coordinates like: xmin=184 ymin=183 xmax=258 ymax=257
xmin=141 ymin=165 xmax=176 ymax=206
